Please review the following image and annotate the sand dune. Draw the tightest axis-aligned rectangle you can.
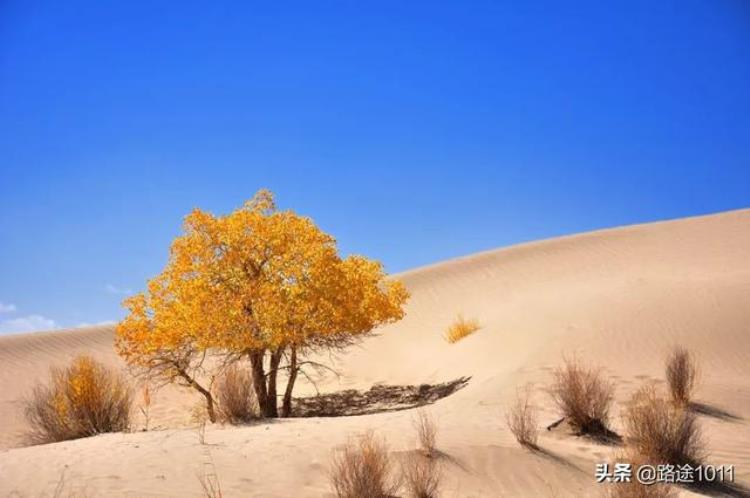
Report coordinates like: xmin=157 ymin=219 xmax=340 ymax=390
xmin=1 ymin=209 xmax=749 ymax=497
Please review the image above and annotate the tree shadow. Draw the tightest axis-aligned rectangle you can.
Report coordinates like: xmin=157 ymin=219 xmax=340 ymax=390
xmin=690 ymin=402 xmax=743 ymax=423
xmin=291 ymin=377 xmax=470 ymax=417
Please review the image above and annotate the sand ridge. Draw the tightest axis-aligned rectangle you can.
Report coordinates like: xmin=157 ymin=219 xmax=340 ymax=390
xmin=1 ymin=208 xmax=749 ymax=497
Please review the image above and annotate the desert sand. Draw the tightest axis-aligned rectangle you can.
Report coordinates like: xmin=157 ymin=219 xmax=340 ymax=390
xmin=1 ymin=209 xmax=749 ymax=497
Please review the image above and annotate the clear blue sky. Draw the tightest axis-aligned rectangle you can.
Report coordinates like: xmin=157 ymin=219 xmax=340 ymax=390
xmin=1 ymin=1 xmax=749 ymax=333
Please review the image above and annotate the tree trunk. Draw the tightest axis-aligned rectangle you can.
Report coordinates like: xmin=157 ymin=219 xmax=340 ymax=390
xmin=265 ymin=348 xmax=283 ymax=417
xmin=249 ymin=350 xmax=269 ymax=416
xmin=282 ymin=345 xmax=298 ymax=417
xmin=203 ymin=392 xmax=217 ymax=424
xmin=173 ymin=363 xmax=217 ymax=423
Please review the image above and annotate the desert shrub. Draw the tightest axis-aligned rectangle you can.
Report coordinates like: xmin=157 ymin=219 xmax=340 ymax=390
xmin=607 ymin=482 xmax=676 ymax=498
xmin=605 ymin=451 xmax=677 ymax=498
xmin=506 ymin=387 xmax=539 ymax=448
xmin=665 ymin=347 xmax=698 ymax=406
xmin=550 ymin=357 xmax=614 ymax=435
xmin=624 ymin=385 xmax=704 ymax=466
xmin=198 ymin=472 xmax=223 ymax=498
xmin=139 ymin=382 xmax=152 ymax=431
xmin=25 ymin=469 xmax=94 ymax=498
xmin=607 ymin=478 xmax=676 ymax=497
xmin=198 ymin=456 xmax=223 ymax=498
xmin=444 ymin=315 xmax=480 ymax=343
xmin=402 ymin=454 xmax=441 ymax=498
xmin=330 ymin=431 xmax=399 ymax=498
xmin=215 ymin=365 xmax=258 ymax=424
xmin=606 ymin=479 xmax=677 ymax=498
xmin=190 ymin=403 xmax=210 ymax=444
xmin=413 ymin=409 xmax=437 ymax=457
xmin=24 ymin=355 xmax=132 ymax=444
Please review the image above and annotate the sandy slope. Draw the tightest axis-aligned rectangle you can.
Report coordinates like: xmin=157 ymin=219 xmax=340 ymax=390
xmin=1 ymin=209 xmax=749 ymax=497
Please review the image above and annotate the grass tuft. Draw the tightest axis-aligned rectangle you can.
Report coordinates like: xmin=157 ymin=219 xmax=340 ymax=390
xmin=444 ymin=315 xmax=480 ymax=343
xmin=413 ymin=409 xmax=437 ymax=458
xmin=665 ymin=347 xmax=699 ymax=407
xmin=506 ymin=386 xmax=539 ymax=448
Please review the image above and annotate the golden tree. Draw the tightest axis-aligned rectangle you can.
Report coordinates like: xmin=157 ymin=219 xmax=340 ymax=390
xmin=116 ymin=190 xmax=408 ymax=420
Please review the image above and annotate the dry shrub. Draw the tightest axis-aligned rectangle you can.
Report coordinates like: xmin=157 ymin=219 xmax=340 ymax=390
xmin=139 ymin=382 xmax=152 ymax=431
xmin=24 ymin=355 xmax=133 ymax=444
xmin=330 ymin=431 xmax=399 ymax=498
xmin=14 ymin=469 xmax=95 ymax=498
xmin=413 ymin=409 xmax=437 ymax=457
xmin=444 ymin=314 xmax=480 ymax=343
xmin=624 ymin=385 xmax=704 ymax=466
xmin=198 ymin=472 xmax=223 ymax=498
xmin=665 ymin=347 xmax=698 ymax=406
xmin=605 ymin=451 xmax=677 ymax=498
xmin=198 ymin=456 xmax=223 ymax=498
xmin=7 ymin=468 xmax=93 ymax=498
xmin=215 ymin=365 xmax=258 ymax=424
xmin=607 ymin=482 xmax=676 ymax=498
xmin=191 ymin=403 xmax=209 ymax=444
xmin=607 ymin=479 xmax=677 ymax=498
xmin=607 ymin=478 xmax=676 ymax=497
xmin=550 ymin=357 xmax=614 ymax=435
xmin=402 ymin=454 xmax=441 ymax=498
xmin=506 ymin=387 xmax=539 ymax=448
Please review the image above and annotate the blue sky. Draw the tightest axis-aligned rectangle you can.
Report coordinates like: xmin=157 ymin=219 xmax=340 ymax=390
xmin=1 ymin=1 xmax=749 ymax=333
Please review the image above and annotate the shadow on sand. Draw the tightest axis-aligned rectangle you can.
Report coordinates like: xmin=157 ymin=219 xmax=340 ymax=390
xmin=433 ymin=449 xmax=472 ymax=473
xmin=690 ymin=402 xmax=744 ymax=423
xmin=684 ymin=479 xmax=750 ymax=498
xmin=583 ymin=426 xmax=623 ymax=446
xmin=291 ymin=377 xmax=470 ymax=417
xmin=546 ymin=416 xmax=622 ymax=446
xmin=530 ymin=445 xmax=584 ymax=472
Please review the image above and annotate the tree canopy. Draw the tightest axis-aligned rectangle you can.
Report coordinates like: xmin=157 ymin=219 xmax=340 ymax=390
xmin=116 ymin=190 xmax=409 ymax=419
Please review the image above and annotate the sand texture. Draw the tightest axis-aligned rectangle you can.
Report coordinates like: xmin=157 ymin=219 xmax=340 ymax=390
xmin=1 ymin=209 xmax=749 ymax=497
